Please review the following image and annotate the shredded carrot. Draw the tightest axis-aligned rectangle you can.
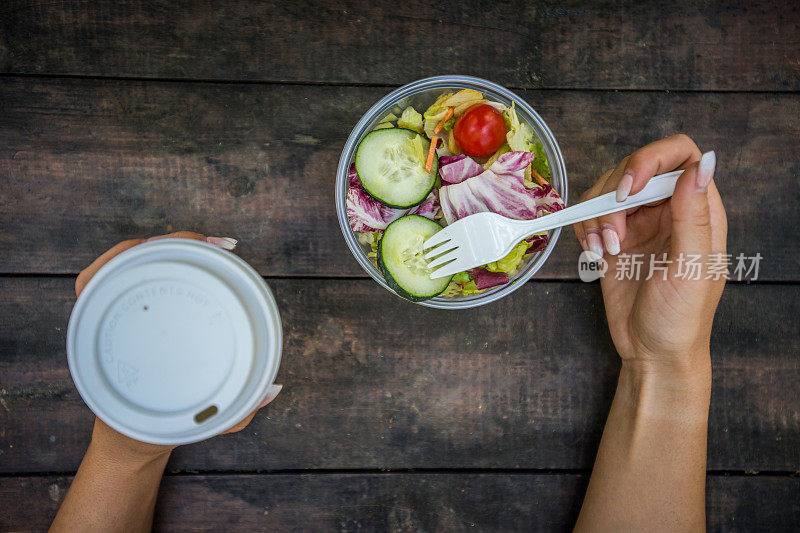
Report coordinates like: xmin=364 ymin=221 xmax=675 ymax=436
xmin=531 ymin=168 xmax=549 ymax=186
xmin=425 ymin=137 xmax=439 ymax=173
xmin=433 ymin=107 xmax=454 ymax=134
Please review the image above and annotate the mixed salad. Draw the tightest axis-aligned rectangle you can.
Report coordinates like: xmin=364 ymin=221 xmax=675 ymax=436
xmin=346 ymin=89 xmax=565 ymax=302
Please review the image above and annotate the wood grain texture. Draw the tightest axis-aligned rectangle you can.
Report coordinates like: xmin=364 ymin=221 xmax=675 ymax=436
xmin=1 ymin=1 xmax=798 ymax=90
xmin=1 ymin=78 xmax=797 ymax=278
xmin=2 ymin=473 xmax=799 ymax=532
xmin=1 ymin=278 xmax=797 ymax=473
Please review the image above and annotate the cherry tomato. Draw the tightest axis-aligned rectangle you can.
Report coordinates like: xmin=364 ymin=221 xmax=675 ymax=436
xmin=453 ymin=104 xmax=507 ymax=157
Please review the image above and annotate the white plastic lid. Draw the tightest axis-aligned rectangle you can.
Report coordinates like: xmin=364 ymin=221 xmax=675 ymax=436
xmin=66 ymin=239 xmax=282 ymax=444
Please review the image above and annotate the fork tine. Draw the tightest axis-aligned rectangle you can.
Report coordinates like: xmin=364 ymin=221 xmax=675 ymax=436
xmin=422 ymin=240 xmax=453 ymax=261
xmin=426 ymin=247 xmax=459 ymax=270
xmin=429 ymin=257 xmax=469 ymax=279
xmin=422 ymin=229 xmax=454 ymax=258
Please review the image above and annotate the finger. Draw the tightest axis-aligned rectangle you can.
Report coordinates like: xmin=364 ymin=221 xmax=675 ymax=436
xmin=75 ymin=239 xmax=145 ymax=296
xmin=617 ymin=133 xmax=702 ymax=200
xmin=582 ymin=218 xmax=604 ymax=259
xmin=146 ymin=230 xmax=206 ymax=242
xmin=222 ymin=384 xmax=282 ymax=435
xmin=574 ymin=169 xmax=614 ymax=257
xmin=706 ymin=180 xmax=727 ymax=255
xmin=574 ymin=168 xmax=614 ymax=238
xmin=593 ymin=159 xmax=630 ymax=252
xmin=223 ymin=411 xmax=257 ymax=435
xmin=256 ymin=384 xmax=283 ymax=409
xmin=75 ymin=231 xmax=234 ymax=297
xmin=669 ymin=152 xmax=715 ymax=260
xmin=147 ymin=231 xmax=239 ymax=251
xmin=573 ymin=217 xmax=588 ymax=251
xmin=205 ymin=236 xmax=238 ymax=250
xmin=596 ymin=135 xmax=701 ymax=252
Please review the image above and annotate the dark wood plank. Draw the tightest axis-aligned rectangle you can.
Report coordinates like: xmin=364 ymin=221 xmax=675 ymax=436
xmin=1 ymin=1 xmax=798 ymax=90
xmin=2 ymin=473 xmax=799 ymax=532
xmin=1 ymin=278 xmax=797 ymax=473
xmin=1 ymin=78 xmax=798 ymax=279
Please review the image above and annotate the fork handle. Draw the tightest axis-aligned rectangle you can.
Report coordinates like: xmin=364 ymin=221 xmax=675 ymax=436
xmin=512 ymin=170 xmax=684 ymax=240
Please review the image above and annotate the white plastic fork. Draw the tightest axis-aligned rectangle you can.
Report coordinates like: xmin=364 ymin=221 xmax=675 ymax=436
xmin=423 ymin=170 xmax=684 ymax=279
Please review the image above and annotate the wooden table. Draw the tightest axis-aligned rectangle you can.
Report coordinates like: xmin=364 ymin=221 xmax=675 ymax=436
xmin=1 ymin=1 xmax=798 ymax=530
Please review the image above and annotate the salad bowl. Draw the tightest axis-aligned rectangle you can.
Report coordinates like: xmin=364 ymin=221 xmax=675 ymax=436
xmin=335 ymin=75 xmax=568 ymax=309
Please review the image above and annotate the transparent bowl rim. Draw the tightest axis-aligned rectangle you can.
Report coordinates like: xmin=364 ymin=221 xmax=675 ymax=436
xmin=335 ymin=75 xmax=568 ymax=309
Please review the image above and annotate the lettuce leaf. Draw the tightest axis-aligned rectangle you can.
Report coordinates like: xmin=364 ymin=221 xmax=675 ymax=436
xmin=485 ymin=240 xmax=529 ymax=274
xmin=460 ymin=280 xmax=481 ymax=295
xmin=452 ymin=271 xmax=471 ymax=284
xmin=503 ymin=103 xmax=552 ymax=178
xmin=424 ymin=92 xmax=453 ymax=120
xmin=531 ymin=140 xmax=552 ymax=179
xmin=423 ymin=92 xmax=454 ymax=138
xmin=408 ymin=135 xmax=427 ymax=166
xmin=441 ymin=89 xmax=484 ymax=107
xmin=397 ymin=106 xmax=424 ymax=133
xmin=504 ymin=103 xmax=535 ymax=152
xmin=483 ymin=142 xmax=511 ymax=169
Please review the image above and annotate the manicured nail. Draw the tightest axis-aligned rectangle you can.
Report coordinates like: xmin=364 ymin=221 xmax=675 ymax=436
xmin=206 ymin=236 xmax=238 ymax=250
xmin=257 ymin=384 xmax=282 ymax=409
xmin=601 ymin=225 xmax=620 ymax=255
xmin=696 ymin=151 xmax=716 ymax=192
xmin=586 ymin=231 xmax=604 ymax=258
xmin=616 ymin=172 xmax=634 ymax=202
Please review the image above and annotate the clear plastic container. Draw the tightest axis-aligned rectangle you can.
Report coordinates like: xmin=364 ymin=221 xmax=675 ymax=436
xmin=335 ymin=75 xmax=568 ymax=309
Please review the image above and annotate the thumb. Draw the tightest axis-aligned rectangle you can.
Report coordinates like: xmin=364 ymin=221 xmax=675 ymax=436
xmin=256 ymin=384 xmax=283 ymax=409
xmin=669 ymin=151 xmax=716 ymax=258
xmin=220 ymin=384 xmax=283 ymax=435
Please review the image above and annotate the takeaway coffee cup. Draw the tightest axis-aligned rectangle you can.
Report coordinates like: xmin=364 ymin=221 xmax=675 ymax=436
xmin=66 ymin=239 xmax=282 ymax=445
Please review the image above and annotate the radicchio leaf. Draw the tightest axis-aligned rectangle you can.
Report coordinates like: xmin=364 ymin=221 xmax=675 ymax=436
xmin=439 ymin=154 xmax=466 ymax=167
xmin=407 ymin=189 xmax=440 ymax=219
xmin=346 ymin=164 xmax=440 ymax=232
xmin=439 ymin=154 xmax=485 ymax=184
xmin=467 ymin=268 xmax=509 ymax=290
xmin=439 ymin=152 xmax=565 ymax=225
xmin=525 ymin=234 xmax=549 ymax=254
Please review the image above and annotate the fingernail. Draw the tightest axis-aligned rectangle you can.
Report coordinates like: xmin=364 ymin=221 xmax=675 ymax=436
xmin=601 ymin=225 xmax=621 ymax=255
xmin=696 ymin=151 xmax=716 ymax=192
xmin=586 ymin=231 xmax=604 ymax=258
xmin=257 ymin=384 xmax=282 ymax=409
xmin=206 ymin=236 xmax=238 ymax=250
xmin=616 ymin=172 xmax=634 ymax=202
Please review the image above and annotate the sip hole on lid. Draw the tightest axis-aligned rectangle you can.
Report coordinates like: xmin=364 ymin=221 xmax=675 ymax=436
xmin=194 ymin=405 xmax=219 ymax=424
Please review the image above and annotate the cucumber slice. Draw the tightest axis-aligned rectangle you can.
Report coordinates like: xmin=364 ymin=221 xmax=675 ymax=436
xmin=378 ymin=215 xmax=453 ymax=302
xmin=355 ymin=128 xmax=438 ymax=208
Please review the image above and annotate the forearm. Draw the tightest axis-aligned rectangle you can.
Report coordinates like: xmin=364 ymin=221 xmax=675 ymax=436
xmin=50 ymin=422 xmax=172 ymax=533
xmin=575 ymin=357 xmax=712 ymax=532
